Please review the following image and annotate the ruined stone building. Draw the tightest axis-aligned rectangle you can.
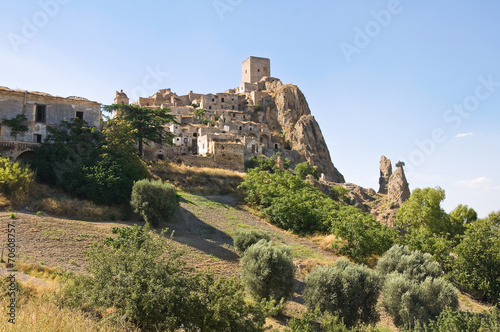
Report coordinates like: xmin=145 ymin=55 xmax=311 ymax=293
xmin=0 ymin=56 xmax=343 ymax=182
xmin=0 ymin=87 xmax=101 ymax=160
xmin=110 ymin=56 xmax=344 ymax=182
xmin=114 ymin=56 xmax=286 ymax=172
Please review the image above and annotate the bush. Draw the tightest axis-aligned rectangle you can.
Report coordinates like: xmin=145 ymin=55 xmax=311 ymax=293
xmin=245 ymin=155 xmax=276 ymax=172
xmin=376 ymin=245 xmax=441 ymax=282
xmin=130 ymin=179 xmax=178 ymax=226
xmin=294 ymin=162 xmax=318 ymax=180
xmin=328 ymin=185 xmax=350 ymax=204
xmin=263 ymin=187 xmax=332 ymax=234
xmin=239 ymin=168 xmax=397 ymax=261
xmin=31 ymin=119 xmax=149 ymax=205
xmin=329 ymin=207 xmax=398 ymax=263
xmin=382 ymin=272 xmax=459 ymax=328
xmin=451 ymin=216 xmax=500 ymax=302
xmin=233 ymin=229 xmax=271 ymax=255
xmin=413 ymin=306 xmax=500 ymax=332
xmin=61 ymin=225 xmax=270 ymax=331
xmin=240 ymin=240 xmax=295 ymax=302
xmin=303 ymin=258 xmax=380 ymax=327
xmin=0 ymin=156 xmax=33 ymax=196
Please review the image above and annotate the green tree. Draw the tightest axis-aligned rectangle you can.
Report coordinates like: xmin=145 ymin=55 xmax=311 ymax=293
xmin=31 ymin=118 xmax=148 ymax=205
xmin=61 ymin=225 xmax=271 ymax=331
xmin=233 ymin=229 xmax=271 ymax=255
xmin=130 ymin=179 xmax=179 ymax=226
xmin=240 ymin=240 xmax=295 ymax=302
xmin=448 ymin=204 xmax=478 ymax=236
xmin=382 ymin=272 xmax=458 ymax=328
xmin=304 ymin=258 xmax=381 ymax=327
xmin=328 ymin=185 xmax=350 ymax=204
xmin=103 ymin=104 xmax=176 ymax=157
xmin=395 ymin=187 xmax=449 ymax=234
xmin=2 ymin=114 xmax=29 ymax=139
xmin=0 ymin=156 xmax=33 ymax=196
xmin=451 ymin=216 xmax=500 ymax=302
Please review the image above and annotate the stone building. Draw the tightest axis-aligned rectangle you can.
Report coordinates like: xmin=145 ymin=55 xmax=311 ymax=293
xmin=240 ymin=56 xmax=271 ymax=92
xmin=0 ymin=86 xmax=101 ymax=160
xmin=112 ymin=56 xmax=282 ymax=171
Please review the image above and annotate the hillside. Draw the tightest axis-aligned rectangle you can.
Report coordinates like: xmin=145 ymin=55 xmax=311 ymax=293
xmin=1 ymin=179 xmax=493 ymax=331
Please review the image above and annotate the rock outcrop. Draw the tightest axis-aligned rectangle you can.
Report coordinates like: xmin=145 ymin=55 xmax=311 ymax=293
xmin=264 ymin=84 xmax=345 ymax=183
xmin=378 ymin=155 xmax=392 ymax=194
xmin=387 ymin=166 xmax=411 ymax=206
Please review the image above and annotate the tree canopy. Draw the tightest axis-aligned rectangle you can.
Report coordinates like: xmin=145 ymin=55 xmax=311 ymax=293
xmin=102 ymin=104 xmax=177 ymax=157
xmin=395 ymin=187 xmax=450 ymax=234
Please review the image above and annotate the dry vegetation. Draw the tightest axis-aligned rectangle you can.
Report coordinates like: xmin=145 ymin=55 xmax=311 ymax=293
xmin=0 ymin=278 xmax=137 ymax=332
xmin=150 ymin=161 xmax=245 ymax=195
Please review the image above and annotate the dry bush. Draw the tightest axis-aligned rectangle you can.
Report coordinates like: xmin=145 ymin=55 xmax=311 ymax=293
xmin=150 ymin=161 xmax=245 ymax=195
xmin=29 ymin=196 xmax=122 ymax=221
xmin=0 ymin=279 xmax=135 ymax=332
xmin=0 ymin=194 xmax=11 ymax=210
xmin=310 ymin=234 xmax=339 ymax=251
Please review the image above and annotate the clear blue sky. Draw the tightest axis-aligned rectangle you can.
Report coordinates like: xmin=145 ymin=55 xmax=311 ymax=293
xmin=1 ymin=0 xmax=499 ymax=217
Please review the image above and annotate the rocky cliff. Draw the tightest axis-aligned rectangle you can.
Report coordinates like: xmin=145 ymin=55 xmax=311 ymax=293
xmin=378 ymin=155 xmax=392 ymax=194
xmin=387 ymin=166 xmax=411 ymax=206
xmin=263 ymin=84 xmax=345 ymax=183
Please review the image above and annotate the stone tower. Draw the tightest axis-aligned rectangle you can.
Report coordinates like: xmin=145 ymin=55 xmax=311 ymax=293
xmin=114 ymin=89 xmax=129 ymax=105
xmin=241 ymin=56 xmax=271 ymax=84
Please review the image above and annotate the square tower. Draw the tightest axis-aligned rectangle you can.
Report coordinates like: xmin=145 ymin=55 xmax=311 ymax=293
xmin=242 ymin=56 xmax=271 ymax=84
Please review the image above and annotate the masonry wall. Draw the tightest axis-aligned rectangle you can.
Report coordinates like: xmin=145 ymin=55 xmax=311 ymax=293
xmin=0 ymin=88 xmax=101 ymax=144
xmin=242 ymin=57 xmax=271 ymax=84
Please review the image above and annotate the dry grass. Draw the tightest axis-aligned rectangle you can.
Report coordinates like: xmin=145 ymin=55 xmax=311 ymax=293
xmin=0 ymin=279 xmax=136 ymax=332
xmin=294 ymin=258 xmax=330 ymax=278
xmin=0 ymin=194 xmax=11 ymax=210
xmin=310 ymin=234 xmax=339 ymax=251
xmin=15 ymin=262 xmax=64 ymax=282
xmin=150 ymin=161 xmax=245 ymax=195
xmin=2 ymin=182 xmax=124 ymax=221
xmin=29 ymin=196 xmax=122 ymax=221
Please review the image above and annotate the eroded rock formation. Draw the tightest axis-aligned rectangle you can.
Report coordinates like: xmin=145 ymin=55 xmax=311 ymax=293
xmin=387 ymin=166 xmax=411 ymax=206
xmin=378 ymin=155 xmax=392 ymax=194
xmin=264 ymin=84 xmax=345 ymax=183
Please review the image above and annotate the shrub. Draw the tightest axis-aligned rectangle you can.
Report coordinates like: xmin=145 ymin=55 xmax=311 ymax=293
xmin=413 ymin=306 xmax=500 ymax=332
xmin=328 ymin=185 xmax=350 ymax=203
xmin=239 ymin=168 xmax=397 ymax=260
xmin=244 ymin=155 xmax=276 ymax=172
xmin=263 ymin=187 xmax=332 ymax=234
xmin=294 ymin=161 xmax=318 ymax=180
xmin=451 ymin=216 xmax=500 ymax=302
xmin=376 ymin=245 xmax=441 ymax=282
xmin=382 ymin=272 xmax=459 ymax=328
xmin=233 ymin=229 xmax=271 ymax=255
xmin=303 ymin=258 xmax=380 ymax=327
xmin=329 ymin=207 xmax=398 ymax=263
xmin=30 ymin=119 xmax=149 ymax=205
xmin=61 ymin=225 xmax=270 ymax=331
xmin=240 ymin=240 xmax=295 ymax=301
xmin=130 ymin=179 xmax=178 ymax=226
xmin=0 ymin=156 xmax=33 ymax=196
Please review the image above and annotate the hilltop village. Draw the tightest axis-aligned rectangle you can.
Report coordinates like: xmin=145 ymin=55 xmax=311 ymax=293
xmin=0 ymin=56 xmax=344 ymax=182
xmin=113 ymin=56 xmax=289 ymax=172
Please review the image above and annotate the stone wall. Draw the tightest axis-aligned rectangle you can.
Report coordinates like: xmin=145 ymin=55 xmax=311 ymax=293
xmin=0 ymin=87 xmax=101 ymax=147
xmin=242 ymin=56 xmax=271 ymax=84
